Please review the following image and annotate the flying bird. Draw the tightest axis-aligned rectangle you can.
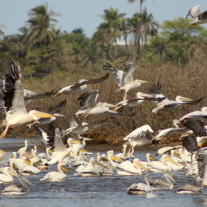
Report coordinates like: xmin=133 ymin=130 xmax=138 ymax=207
xmin=0 ymin=60 xmax=55 ymax=138
xmin=103 ymin=59 xmax=147 ymax=100
xmin=54 ymin=73 xmax=109 ymax=96
xmin=186 ymin=5 xmax=207 ymax=26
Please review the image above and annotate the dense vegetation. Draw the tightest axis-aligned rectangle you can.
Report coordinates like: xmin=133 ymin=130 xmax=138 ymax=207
xmin=0 ymin=2 xmax=207 ymax=145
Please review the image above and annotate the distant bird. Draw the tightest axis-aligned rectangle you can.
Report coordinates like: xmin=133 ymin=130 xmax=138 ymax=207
xmin=186 ymin=5 xmax=207 ymax=26
xmin=54 ymin=73 xmax=109 ymax=96
xmin=176 ymin=183 xmax=203 ymax=194
xmin=75 ymin=90 xmax=119 ymax=117
xmin=123 ymin=124 xmax=154 ymax=155
xmin=152 ymin=96 xmax=202 ymax=113
xmin=0 ymin=60 xmax=55 ymax=138
xmin=103 ymin=59 xmax=147 ymax=100
xmin=63 ymin=118 xmax=108 ymax=138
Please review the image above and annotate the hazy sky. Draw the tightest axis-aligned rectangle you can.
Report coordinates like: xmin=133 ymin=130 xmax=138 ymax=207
xmin=0 ymin=0 xmax=206 ymax=38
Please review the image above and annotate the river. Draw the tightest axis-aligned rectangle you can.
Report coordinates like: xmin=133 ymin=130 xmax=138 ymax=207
xmin=0 ymin=138 xmax=206 ymax=207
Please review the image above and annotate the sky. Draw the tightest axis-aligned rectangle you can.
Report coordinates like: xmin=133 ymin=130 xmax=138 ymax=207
xmin=0 ymin=0 xmax=206 ymax=38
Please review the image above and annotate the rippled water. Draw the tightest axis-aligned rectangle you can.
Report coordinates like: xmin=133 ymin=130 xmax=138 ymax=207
xmin=0 ymin=138 xmax=207 ymax=207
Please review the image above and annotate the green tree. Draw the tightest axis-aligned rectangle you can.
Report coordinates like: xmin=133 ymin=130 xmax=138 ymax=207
xmin=25 ymin=3 xmax=60 ymax=46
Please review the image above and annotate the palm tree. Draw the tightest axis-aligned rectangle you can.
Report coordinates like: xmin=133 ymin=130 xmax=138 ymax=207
xmin=128 ymin=0 xmax=146 ymax=13
xmin=95 ymin=7 xmax=126 ymax=59
xmin=25 ymin=3 xmax=60 ymax=46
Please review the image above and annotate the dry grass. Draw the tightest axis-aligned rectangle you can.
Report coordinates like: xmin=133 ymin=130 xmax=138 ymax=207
xmin=1 ymin=49 xmax=207 ymax=146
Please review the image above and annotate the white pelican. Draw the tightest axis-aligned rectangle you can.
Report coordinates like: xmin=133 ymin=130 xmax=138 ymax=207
xmin=126 ymin=174 xmax=152 ymax=195
xmin=54 ymin=73 xmax=109 ymax=96
xmin=107 ymin=150 xmax=124 ymax=168
xmin=63 ymin=118 xmax=108 ymax=138
xmin=0 ymin=60 xmax=55 ymax=138
xmin=75 ymin=157 xmax=107 ymax=177
xmin=0 ymin=166 xmax=17 ymax=183
xmin=40 ymin=162 xmax=70 ymax=182
xmin=75 ymin=90 xmax=118 ymax=117
xmin=35 ymin=99 xmax=66 ymax=125
xmin=16 ymin=140 xmax=29 ymax=156
xmin=152 ymin=96 xmax=202 ymax=113
xmin=34 ymin=122 xmax=72 ymax=165
xmin=186 ymin=5 xmax=207 ymax=25
xmin=148 ymin=82 xmax=167 ymax=103
xmin=114 ymin=92 xmax=155 ymax=111
xmin=1 ymin=173 xmax=33 ymax=195
xmin=123 ymin=124 xmax=154 ymax=155
xmin=176 ymin=184 xmax=203 ymax=194
xmin=117 ymin=159 xmax=147 ymax=175
xmin=103 ymin=59 xmax=147 ymax=100
xmin=160 ymin=154 xmax=183 ymax=170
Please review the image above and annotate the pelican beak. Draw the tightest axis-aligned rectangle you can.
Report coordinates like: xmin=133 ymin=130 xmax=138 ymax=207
xmin=48 ymin=149 xmax=53 ymax=154
xmin=110 ymin=156 xmax=123 ymax=162
xmin=92 ymin=161 xmax=107 ymax=168
xmin=163 ymin=157 xmax=179 ymax=166
xmin=106 ymin=103 xmax=117 ymax=108
xmin=139 ymin=93 xmax=154 ymax=98
xmin=0 ymin=149 xmax=7 ymax=154
xmin=33 ymin=110 xmax=54 ymax=118
xmin=24 ymin=159 xmax=32 ymax=165
xmin=148 ymin=155 xmax=157 ymax=161
xmin=135 ymin=161 xmax=149 ymax=171
xmin=53 ymin=113 xmax=65 ymax=118
xmin=137 ymin=80 xmax=148 ymax=83
xmin=178 ymin=96 xmax=194 ymax=102
xmin=8 ymin=169 xmax=18 ymax=177
xmin=60 ymin=166 xmax=70 ymax=174
xmin=70 ymin=140 xmax=82 ymax=144
xmin=83 ymin=138 xmax=93 ymax=141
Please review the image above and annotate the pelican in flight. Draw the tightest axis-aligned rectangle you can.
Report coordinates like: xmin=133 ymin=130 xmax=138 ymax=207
xmin=148 ymin=83 xmax=167 ymax=103
xmin=103 ymin=59 xmax=147 ymax=100
xmin=0 ymin=60 xmax=55 ymax=138
xmin=123 ymin=124 xmax=154 ymax=155
xmin=186 ymin=5 xmax=207 ymax=26
xmin=152 ymin=96 xmax=202 ymax=113
xmin=34 ymin=122 xmax=72 ymax=165
xmin=75 ymin=90 xmax=118 ymax=117
xmin=55 ymin=73 xmax=109 ymax=96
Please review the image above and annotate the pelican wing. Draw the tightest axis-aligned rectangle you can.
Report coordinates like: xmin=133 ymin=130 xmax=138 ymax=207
xmin=103 ymin=63 xmax=124 ymax=87
xmin=87 ymin=118 xmax=108 ymax=128
xmin=183 ymin=134 xmax=198 ymax=152
xmin=3 ymin=60 xmax=27 ymax=114
xmin=48 ymin=99 xmax=66 ymax=114
xmin=181 ymin=118 xmax=207 ymax=137
xmin=24 ymin=89 xmax=54 ymax=101
xmin=123 ymin=125 xmax=154 ymax=140
xmin=198 ymin=10 xmax=207 ymax=21
xmin=71 ymin=73 xmax=109 ymax=89
xmin=186 ymin=5 xmax=201 ymax=19
xmin=122 ymin=59 xmax=137 ymax=86
xmin=77 ymin=90 xmax=99 ymax=109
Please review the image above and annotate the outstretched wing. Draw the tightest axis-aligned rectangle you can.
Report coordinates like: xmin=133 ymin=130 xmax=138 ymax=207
xmin=103 ymin=63 xmax=124 ymax=87
xmin=48 ymin=99 xmax=66 ymax=114
xmin=71 ymin=73 xmax=109 ymax=89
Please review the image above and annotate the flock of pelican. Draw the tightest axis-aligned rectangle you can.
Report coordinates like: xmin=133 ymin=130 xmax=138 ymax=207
xmin=0 ymin=7 xmax=207 ymax=196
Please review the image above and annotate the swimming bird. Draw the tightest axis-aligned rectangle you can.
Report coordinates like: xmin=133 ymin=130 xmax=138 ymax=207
xmin=0 ymin=149 xmax=7 ymax=161
xmin=40 ymin=162 xmax=70 ymax=182
xmin=1 ymin=173 xmax=33 ymax=195
xmin=103 ymin=59 xmax=147 ymax=100
xmin=0 ymin=166 xmax=17 ymax=183
xmin=123 ymin=124 xmax=155 ymax=155
xmin=16 ymin=140 xmax=29 ymax=157
xmin=186 ymin=5 xmax=207 ymax=26
xmin=54 ymin=73 xmax=109 ymax=96
xmin=0 ymin=60 xmax=55 ymax=138
xmin=176 ymin=183 xmax=203 ymax=194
